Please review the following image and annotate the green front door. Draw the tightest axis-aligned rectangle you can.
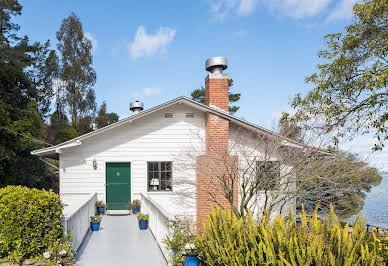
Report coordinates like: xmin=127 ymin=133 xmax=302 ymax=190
xmin=106 ymin=162 xmax=131 ymax=210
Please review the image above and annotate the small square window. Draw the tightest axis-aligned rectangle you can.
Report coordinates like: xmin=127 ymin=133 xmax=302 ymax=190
xmin=165 ymin=113 xmax=173 ymax=118
xmin=186 ymin=113 xmax=195 ymax=118
xmin=256 ymin=161 xmax=280 ymax=190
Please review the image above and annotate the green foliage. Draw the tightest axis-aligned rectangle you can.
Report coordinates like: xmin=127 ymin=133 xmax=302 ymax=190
xmin=0 ymin=0 xmax=22 ymax=43
xmin=296 ymin=151 xmax=382 ymax=218
xmin=39 ymin=234 xmax=75 ymax=266
xmin=56 ymin=12 xmax=97 ymax=125
xmin=48 ymin=110 xmax=69 ymax=144
xmin=198 ymin=207 xmax=385 ymax=265
xmin=55 ymin=127 xmax=78 ymax=144
xmin=131 ymin=199 xmax=141 ymax=208
xmin=95 ymin=201 xmax=105 ymax=208
xmin=137 ymin=213 xmax=149 ymax=221
xmin=95 ymin=101 xmax=119 ymax=129
xmin=291 ymin=0 xmax=388 ymax=151
xmin=0 ymin=186 xmax=64 ymax=263
xmin=191 ymin=79 xmax=241 ymax=114
xmin=0 ymin=0 xmax=58 ymax=189
xmin=163 ymin=217 xmax=197 ymax=265
xmin=76 ymin=115 xmax=94 ymax=135
xmin=279 ymin=112 xmax=303 ymax=142
xmin=367 ymin=228 xmax=388 ymax=263
xmin=90 ymin=215 xmax=102 ymax=223
xmin=163 ymin=216 xmax=196 ymax=251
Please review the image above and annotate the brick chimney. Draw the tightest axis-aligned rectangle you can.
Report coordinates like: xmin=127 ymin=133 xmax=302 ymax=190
xmin=196 ymin=57 xmax=238 ymax=231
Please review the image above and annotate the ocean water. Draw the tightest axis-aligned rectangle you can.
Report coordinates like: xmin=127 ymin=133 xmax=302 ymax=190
xmin=355 ymin=172 xmax=388 ymax=229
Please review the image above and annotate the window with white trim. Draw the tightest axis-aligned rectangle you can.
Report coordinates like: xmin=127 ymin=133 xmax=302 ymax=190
xmin=147 ymin=161 xmax=172 ymax=191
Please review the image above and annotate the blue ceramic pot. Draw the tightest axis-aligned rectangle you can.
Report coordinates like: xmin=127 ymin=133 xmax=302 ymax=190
xmin=97 ymin=206 xmax=105 ymax=214
xmin=138 ymin=219 xmax=148 ymax=230
xmin=173 ymin=250 xmax=179 ymax=255
xmin=183 ymin=254 xmax=200 ymax=266
xmin=90 ymin=221 xmax=100 ymax=231
xmin=132 ymin=207 xmax=140 ymax=214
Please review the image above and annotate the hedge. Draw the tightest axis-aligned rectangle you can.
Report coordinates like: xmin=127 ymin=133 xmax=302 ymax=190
xmin=0 ymin=186 xmax=64 ymax=262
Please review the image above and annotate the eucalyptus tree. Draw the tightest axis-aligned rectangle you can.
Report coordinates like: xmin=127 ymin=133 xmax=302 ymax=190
xmin=56 ymin=12 xmax=97 ymax=126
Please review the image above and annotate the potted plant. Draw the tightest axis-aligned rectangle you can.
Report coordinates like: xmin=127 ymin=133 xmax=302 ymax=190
xmin=90 ymin=215 xmax=102 ymax=231
xmin=163 ymin=233 xmax=184 ymax=254
xmin=137 ymin=213 xmax=149 ymax=230
xmin=95 ymin=201 xmax=105 ymax=214
xmin=129 ymin=199 xmax=141 ymax=214
xmin=183 ymin=242 xmax=200 ymax=266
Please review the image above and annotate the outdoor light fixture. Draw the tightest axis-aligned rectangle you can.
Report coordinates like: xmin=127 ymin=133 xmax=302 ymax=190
xmin=150 ymin=178 xmax=159 ymax=191
xmin=93 ymin=159 xmax=97 ymax=170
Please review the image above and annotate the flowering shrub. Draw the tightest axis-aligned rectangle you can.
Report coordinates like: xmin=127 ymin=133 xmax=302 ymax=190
xmin=198 ymin=206 xmax=385 ymax=265
xmin=39 ymin=234 xmax=75 ymax=265
xmin=368 ymin=228 xmax=388 ymax=263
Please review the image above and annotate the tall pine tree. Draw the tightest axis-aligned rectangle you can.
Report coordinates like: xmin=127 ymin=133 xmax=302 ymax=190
xmin=0 ymin=0 xmax=56 ymax=189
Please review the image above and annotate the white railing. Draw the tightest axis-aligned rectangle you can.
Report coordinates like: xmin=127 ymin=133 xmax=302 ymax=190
xmin=61 ymin=193 xmax=97 ymax=251
xmin=140 ymin=193 xmax=173 ymax=261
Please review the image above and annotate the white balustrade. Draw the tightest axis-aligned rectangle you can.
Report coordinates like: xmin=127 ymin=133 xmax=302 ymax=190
xmin=61 ymin=193 xmax=97 ymax=251
xmin=140 ymin=193 xmax=173 ymax=261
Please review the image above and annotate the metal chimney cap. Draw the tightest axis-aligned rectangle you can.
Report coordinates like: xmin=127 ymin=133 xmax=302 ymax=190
xmin=206 ymin=56 xmax=228 ymax=73
xmin=130 ymin=100 xmax=144 ymax=111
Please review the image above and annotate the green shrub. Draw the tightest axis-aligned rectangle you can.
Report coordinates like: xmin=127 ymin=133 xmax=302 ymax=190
xmin=95 ymin=201 xmax=105 ymax=208
xmin=90 ymin=215 xmax=102 ymax=223
xmin=137 ymin=213 xmax=149 ymax=220
xmin=198 ymin=206 xmax=385 ymax=265
xmin=132 ymin=199 xmax=141 ymax=208
xmin=163 ymin=216 xmax=196 ymax=265
xmin=56 ymin=127 xmax=78 ymax=144
xmin=0 ymin=186 xmax=64 ymax=262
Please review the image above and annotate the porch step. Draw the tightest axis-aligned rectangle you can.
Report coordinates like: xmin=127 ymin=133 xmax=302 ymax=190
xmin=106 ymin=210 xmax=130 ymax=215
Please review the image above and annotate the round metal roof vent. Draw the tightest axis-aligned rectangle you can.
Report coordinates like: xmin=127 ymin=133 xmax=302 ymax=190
xmin=206 ymin=56 xmax=228 ymax=74
xmin=130 ymin=100 xmax=144 ymax=114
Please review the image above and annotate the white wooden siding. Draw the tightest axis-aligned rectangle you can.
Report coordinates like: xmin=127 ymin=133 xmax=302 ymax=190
xmin=59 ymin=103 xmax=295 ymax=218
xmin=59 ymin=104 xmax=204 ymax=216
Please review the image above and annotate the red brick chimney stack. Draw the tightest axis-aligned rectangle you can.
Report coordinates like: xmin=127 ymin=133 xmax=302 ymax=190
xmin=196 ymin=57 xmax=238 ymax=231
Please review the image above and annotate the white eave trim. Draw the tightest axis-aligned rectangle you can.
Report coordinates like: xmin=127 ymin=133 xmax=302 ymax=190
xmin=55 ymin=140 xmax=82 ymax=154
xmin=31 ymin=96 xmax=328 ymax=156
xmin=31 ymin=140 xmax=81 ymax=156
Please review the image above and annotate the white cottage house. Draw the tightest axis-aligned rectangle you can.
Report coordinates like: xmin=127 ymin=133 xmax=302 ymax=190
xmin=31 ymin=57 xmax=306 ymax=229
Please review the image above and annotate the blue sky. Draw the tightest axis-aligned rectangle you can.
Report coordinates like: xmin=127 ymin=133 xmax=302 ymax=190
xmin=15 ymin=0 xmax=387 ymax=170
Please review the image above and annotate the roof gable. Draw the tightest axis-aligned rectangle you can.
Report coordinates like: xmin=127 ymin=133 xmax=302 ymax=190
xmin=31 ymin=96 xmax=309 ymax=157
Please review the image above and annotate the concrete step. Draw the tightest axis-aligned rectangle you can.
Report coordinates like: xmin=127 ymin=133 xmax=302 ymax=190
xmin=106 ymin=210 xmax=130 ymax=215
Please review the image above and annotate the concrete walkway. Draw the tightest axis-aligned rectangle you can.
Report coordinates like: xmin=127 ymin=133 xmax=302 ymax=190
xmin=76 ymin=215 xmax=167 ymax=266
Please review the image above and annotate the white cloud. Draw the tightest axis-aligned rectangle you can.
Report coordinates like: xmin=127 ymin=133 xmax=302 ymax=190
xmin=207 ymin=0 xmax=359 ymax=22
xmin=208 ymin=0 xmax=258 ymax=20
xmin=141 ymin=87 xmax=161 ymax=96
xmin=326 ymin=0 xmax=360 ymax=22
xmin=208 ymin=0 xmax=237 ymax=21
xmin=129 ymin=26 xmax=176 ymax=60
xmin=237 ymin=0 xmax=259 ymax=16
xmin=263 ymin=0 xmax=332 ymax=19
xmin=84 ymin=32 xmax=98 ymax=52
